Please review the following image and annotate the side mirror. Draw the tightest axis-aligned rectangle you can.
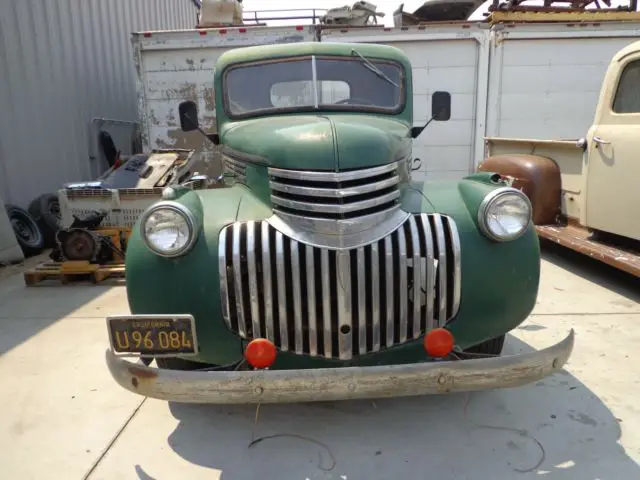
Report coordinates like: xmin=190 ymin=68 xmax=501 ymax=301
xmin=431 ymin=91 xmax=451 ymax=121
xmin=178 ymin=101 xmax=199 ymax=132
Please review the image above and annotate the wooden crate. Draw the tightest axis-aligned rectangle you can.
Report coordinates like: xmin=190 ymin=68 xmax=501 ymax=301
xmin=24 ymin=261 xmax=125 ymax=286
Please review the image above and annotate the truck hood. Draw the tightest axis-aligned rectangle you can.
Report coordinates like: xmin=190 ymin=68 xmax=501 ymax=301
xmin=220 ymin=115 xmax=411 ymax=171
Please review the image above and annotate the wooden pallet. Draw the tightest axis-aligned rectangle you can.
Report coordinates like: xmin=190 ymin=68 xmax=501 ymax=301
xmin=23 ymin=261 xmax=125 ymax=286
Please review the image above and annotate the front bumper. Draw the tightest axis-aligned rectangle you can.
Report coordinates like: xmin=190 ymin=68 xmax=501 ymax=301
xmin=106 ymin=329 xmax=574 ymax=404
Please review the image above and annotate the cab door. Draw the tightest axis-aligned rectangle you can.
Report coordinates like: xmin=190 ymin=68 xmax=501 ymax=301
xmin=585 ymin=56 xmax=640 ymax=241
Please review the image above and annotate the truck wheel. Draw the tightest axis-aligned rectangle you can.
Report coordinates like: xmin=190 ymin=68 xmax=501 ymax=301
xmin=155 ymin=357 xmax=210 ymax=370
xmin=5 ymin=204 xmax=44 ymax=256
xmin=464 ymin=334 xmax=505 ymax=356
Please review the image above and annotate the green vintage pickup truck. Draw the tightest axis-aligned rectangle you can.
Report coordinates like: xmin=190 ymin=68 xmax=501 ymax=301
xmin=105 ymin=42 xmax=574 ymax=404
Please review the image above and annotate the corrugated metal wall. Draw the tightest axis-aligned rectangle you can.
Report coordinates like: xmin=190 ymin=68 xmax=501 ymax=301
xmin=0 ymin=0 xmax=197 ymax=208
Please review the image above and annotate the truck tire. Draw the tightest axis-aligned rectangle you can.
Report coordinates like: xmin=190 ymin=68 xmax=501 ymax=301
xmin=5 ymin=204 xmax=44 ymax=256
xmin=464 ymin=334 xmax=505 ymax=356
xmin=28 ymin=193 xmax=61 ymax=248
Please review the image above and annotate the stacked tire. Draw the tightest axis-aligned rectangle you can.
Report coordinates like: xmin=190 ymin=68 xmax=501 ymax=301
xmin=5 ymin=193 xmax=61 ymax=257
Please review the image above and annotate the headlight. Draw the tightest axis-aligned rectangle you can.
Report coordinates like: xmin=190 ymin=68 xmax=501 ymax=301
xmin=140 ymin=202 xmax=197 ymax=257
xmin=477 ymin=187 xmax=532 ymax=242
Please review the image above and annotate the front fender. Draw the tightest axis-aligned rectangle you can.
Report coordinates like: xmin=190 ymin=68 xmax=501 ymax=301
xmin=402 ymin=173 xmax=540 ymax=348
xmin=125 ymin=185 xmax=272 ymax=365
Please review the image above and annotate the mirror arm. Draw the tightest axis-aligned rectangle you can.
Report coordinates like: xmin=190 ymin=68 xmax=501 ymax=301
xmin=411 ymin=117 xmax=435 ymax=139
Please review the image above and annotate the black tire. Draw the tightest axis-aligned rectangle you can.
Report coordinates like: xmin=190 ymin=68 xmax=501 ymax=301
xmin=464 ymin=334 xmax=506 ymax=356
xmin=28 ymin=193 xmax=61 ymax=248
xmin=155 ymin=357 xmax=210 ymax=370
xmin=5 ymin=204 xmax=44 ymax=256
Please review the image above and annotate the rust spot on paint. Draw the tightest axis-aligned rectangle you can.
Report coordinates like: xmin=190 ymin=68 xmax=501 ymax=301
xmin=166 ymin=108 xmax=177 ymax=127
xmin=186 ymin=58 xmax=196 ymax=71
xmin=128 ymin=365 xmax=157 ymax=379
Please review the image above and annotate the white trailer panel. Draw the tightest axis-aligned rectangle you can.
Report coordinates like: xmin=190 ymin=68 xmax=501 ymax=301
xmin=133 ymin=26 xmax=317 ymax=178
xmin=321 ymin=25 xmax=490 ymax=183
xmin=486 ymin=21 xmax=640 ymax=140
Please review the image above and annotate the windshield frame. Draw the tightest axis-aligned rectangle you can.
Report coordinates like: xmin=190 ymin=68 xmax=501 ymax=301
xmin=220 ymin=54 xmax=407 ymax=120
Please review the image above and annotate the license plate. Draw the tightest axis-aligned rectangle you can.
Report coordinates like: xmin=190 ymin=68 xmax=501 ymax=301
xmin=107 ymin=314 xmax=198 ymax=357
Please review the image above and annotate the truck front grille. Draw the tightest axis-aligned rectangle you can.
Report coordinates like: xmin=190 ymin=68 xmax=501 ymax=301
xmin=218 ymin=214 xmax=461 ymax=361
xmin=268 ymin=162 xmax=401 ymax=220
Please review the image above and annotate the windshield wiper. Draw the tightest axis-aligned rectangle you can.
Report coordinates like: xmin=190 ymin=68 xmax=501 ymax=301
xmin=350 ymin=49 xmax=399 ymax=88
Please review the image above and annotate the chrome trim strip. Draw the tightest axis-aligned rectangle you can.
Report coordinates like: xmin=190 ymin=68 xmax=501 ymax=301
xmin=291 ymin=242 xmax=304 ymax=354
xmin=306 ymin=247 xmax=318 ymax=356
xmin=268 ymin=161 xmax=398 ymax=182
xmin=246 ymin=221 xmax=261 ymax=338
xmin=269 ymin=175 xmax=399 ymax=198
xmin=271 ymin=190 xmax=400 ymax=214
xmin=275 ymin=231 xmax=288 ymax=351
xmin=232 ymin=224 xmax=246 ymax=337
xmin=266 ymin=207 xmax=409 ymax=251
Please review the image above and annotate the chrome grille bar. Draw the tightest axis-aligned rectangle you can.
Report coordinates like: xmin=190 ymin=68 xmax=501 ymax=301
xmin=268 ymin=162 xmax=401 ymax=221
xmin=219 ymin=214 xmax=462 ymax=360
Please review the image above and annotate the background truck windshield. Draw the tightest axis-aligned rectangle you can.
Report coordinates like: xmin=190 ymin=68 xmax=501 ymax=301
xmin=223 ymin=55 xmax=404 ymax=117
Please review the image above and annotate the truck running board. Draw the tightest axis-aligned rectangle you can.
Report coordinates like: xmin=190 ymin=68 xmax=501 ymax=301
xmin=536 ymin=224 xmax=640 ymax=278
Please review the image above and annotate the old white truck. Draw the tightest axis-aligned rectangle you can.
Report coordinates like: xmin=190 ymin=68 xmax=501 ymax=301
xmin=480 ymin=38 xmax=640 ymax=278
xmin=132 ymin=9 xmax=640 ymax=184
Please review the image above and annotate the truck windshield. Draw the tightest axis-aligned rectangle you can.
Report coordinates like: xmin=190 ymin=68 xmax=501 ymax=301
xmin=223 ymin=55 xmax=404 ymax=117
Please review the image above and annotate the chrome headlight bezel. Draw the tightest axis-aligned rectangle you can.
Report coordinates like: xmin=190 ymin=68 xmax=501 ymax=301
xmin=477 ymin=187 xmax=532 ymax=242
xmin=139 ymin=201 xmax=198 ymax=257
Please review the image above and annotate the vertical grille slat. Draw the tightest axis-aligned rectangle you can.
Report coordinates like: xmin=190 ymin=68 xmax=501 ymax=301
xmin=231 ymin=224 xmax=246 ymax=337
xmin=306 ymin=247 xmax=318 ymax=356
xmin=356 ymin=247 xmax=367 ymax=355
xmin=320 ymin=250 xmax=333 ymax=358
xmin=261 ymin=222 xmax=275 ymax=341
xmin=290 ymin=242 xmax=304 ymax=354
xmin=419 ymin=214 xmax=436 ymax=331
xmin=219 ymin=214 xmax=461 ymax=360
xmin=370 ymin=243 xmax=381 ymax=351
xmin=275 ymin=231 xmax=289 ymax=351
xmin=246 ymin=221 xmax=261 ymax=338
xmin=384 ymin=236 xmax=395 ymax=348
xmin=408 ymin=217 xmax=422 ymax=339
xmin=397 ymin=226 xmax=408 ymax=343
xmin=433 ymin=214 xmax=448 ymax=323
xmin=336 ymin=251 xmax=353 ymax=360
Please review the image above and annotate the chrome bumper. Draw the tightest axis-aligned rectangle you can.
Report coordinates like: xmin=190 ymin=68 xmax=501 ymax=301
xmin=105 ymin=329 xmax=574 ymax=404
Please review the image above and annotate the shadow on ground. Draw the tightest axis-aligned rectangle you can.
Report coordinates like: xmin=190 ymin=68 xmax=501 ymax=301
xmin=146 ymin=334 xmax=639 ymax=480
xmin=0 ymin=256 xmax=125 ymax=356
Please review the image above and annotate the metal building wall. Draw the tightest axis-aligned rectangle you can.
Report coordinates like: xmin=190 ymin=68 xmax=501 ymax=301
xmin=0 ymin=0 xmax=197 ymax=208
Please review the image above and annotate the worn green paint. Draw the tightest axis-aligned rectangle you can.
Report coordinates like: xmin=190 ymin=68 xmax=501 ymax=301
xmin=122 ymin=42 xmax=540 ymax=369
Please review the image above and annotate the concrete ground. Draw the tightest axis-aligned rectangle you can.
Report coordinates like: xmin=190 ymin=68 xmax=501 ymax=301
xmin=0 ymin=242 xmax=638 ymax=480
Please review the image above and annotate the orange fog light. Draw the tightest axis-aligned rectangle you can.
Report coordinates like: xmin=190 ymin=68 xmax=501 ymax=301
xmin=424 ymin=328 xmax=454 ymax=358
xmin=245 ymin=338 xmax=277 ymax=369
